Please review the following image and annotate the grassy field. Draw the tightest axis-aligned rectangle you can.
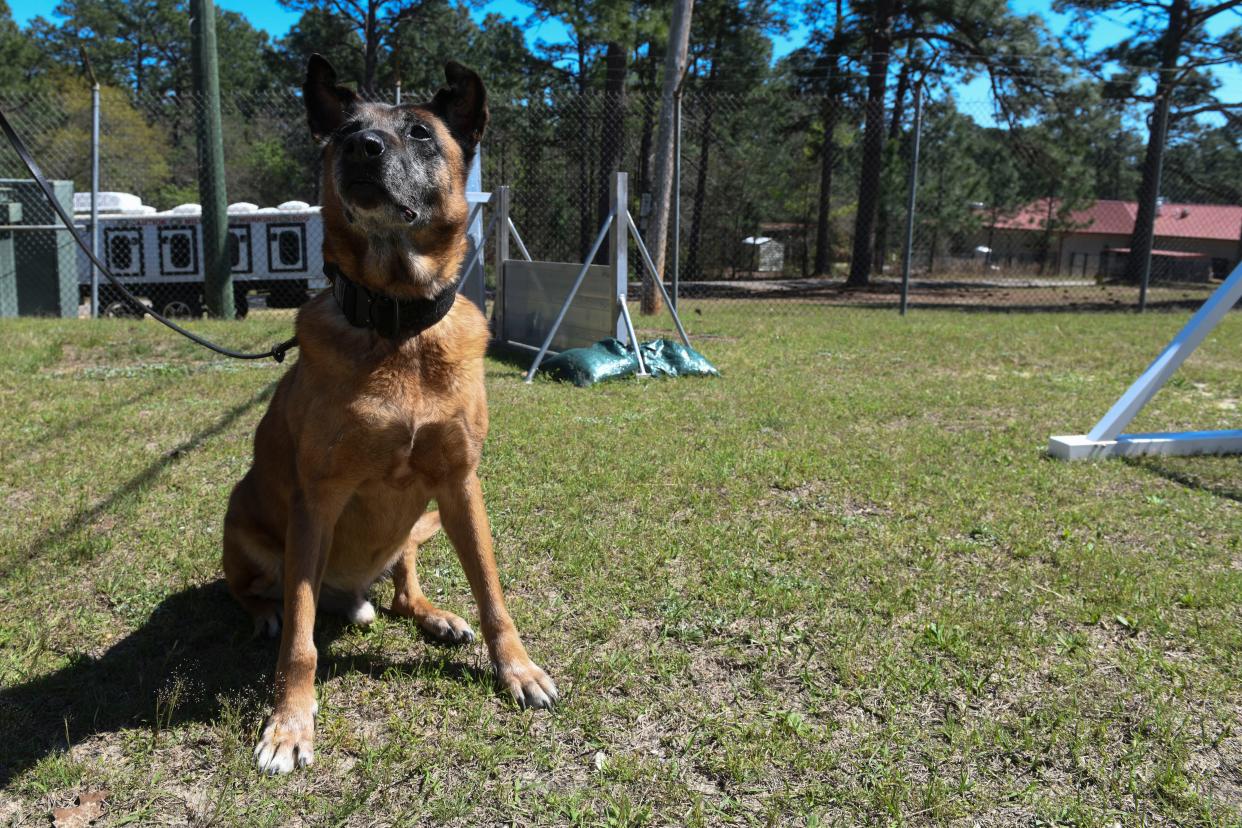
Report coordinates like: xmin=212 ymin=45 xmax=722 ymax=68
xmin=1 ymin=304 xmax=1240 ymax=827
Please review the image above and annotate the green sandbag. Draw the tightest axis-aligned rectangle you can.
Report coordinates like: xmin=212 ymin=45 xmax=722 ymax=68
xmin=637 ymin=338 xmax=720 ymax=379
xmin=539 ymin=338 xmax=719 ymax=387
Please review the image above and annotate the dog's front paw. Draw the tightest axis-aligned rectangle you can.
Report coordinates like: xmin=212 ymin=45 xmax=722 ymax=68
xmin=391 ymin=595 xmax=476 ymax=646
xmin=417 ymin=608 xmax=476 ymax=647
xmin=495 ymin=657 xmax=558 ymax=710
xmin=254 ymin=706 xmax=315 ymax=775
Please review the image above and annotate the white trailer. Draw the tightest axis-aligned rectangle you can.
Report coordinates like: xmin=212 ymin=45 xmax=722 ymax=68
xmin=74 ymin=192 xmax=326 ymax=318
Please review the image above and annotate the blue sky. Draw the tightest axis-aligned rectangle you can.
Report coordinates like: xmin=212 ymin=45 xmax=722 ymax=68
xmin=9 ymin=0 xmax=1240 ymax=101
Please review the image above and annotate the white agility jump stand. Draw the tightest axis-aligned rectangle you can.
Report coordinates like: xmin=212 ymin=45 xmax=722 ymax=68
xmin=457 ymin=152 xmax=488 ymax=311
xmin=1049 ymin=257 xmax=1242 ymax=460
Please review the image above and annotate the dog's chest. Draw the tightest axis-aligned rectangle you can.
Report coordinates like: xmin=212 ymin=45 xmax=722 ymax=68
xmin=350 ymin=385 xmax=476 ymax=490
xmin=386 ymin=420 xmax=457 ymax=488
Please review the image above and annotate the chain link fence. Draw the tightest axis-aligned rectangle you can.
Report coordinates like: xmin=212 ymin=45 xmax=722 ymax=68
xmin=0 ymin=81 xmax=1237 ymax=324
xmin=489 ymin=89 xmax=1236 ymax=314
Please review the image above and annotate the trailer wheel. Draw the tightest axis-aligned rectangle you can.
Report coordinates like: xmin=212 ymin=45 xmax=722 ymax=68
xmin=102 ymin=300 xmax=131 ymax=318
xmin=102 ymin=291 xmax=152 ymax=317
xmin=267 ymin=280 xmax=309 ymax=308
xmin=234 ymin=288 xmax=251 ymax=319
xmin=160 ymin=295 xmax=201 ymax=318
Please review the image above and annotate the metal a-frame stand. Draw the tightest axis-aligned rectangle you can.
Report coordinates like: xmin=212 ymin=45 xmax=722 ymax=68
xmin=522 ymin=171 xmax=692 ymax=383
xmin=1049 ymin=258 xmax=1242 ymax=460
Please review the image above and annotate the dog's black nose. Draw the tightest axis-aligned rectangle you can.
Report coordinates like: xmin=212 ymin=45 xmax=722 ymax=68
xmin=342 ymin=130 xmax=386 ymax=161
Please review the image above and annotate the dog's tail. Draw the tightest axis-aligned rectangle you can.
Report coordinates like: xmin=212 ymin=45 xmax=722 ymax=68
xmin=411 ymin=511 xmax=442 ymax=546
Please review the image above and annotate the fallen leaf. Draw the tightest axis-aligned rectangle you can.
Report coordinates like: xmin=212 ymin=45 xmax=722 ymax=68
xmin=51 ymin=790 xmax=108 ymax=828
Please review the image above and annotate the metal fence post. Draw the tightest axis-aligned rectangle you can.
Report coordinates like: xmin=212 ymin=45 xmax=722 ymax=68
xmin=89 ymin=68 xmax=100 ymax=319
xmin=1136 ymin=99 xmax=1170 ymax=314
xmin=672 ymin=92 xmax=681 ymax=312
xmin=611 ymin=171 xmax=629 ymax=343
xmin=899 ymin=83 xmax=923 ymax=317
xmin=191 ymin=0 xmax=233 ymax=319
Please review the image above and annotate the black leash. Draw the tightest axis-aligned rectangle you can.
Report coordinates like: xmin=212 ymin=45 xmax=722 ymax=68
xmin=0 ymin=104 xmax=297 ymax=363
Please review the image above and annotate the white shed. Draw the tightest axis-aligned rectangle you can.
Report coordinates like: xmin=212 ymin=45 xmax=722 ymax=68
xmin=742 ymin=236 xmax=784 ymax=273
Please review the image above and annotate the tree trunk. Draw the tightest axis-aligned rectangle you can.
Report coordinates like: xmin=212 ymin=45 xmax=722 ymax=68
xmin=813 ymin=95 xmax=839 ymax=276
xmin=637 ymin=46 xmax=657 ymax=198
xmin=847 ymin=0 xmax=895 ymax=287
xmin=986 ymin=213 xmax=997 ymax=268
xmin=362 ymin=0 xmax=379 ymax=97
xmin=1039 ymin=196 xmax=1055 ymax=274
xmin=802 ymin=170 xmax=814 ymax=277
xmin=685 ymin=70 xmax=718 ymax=282
xmin=134 ymin=39 xmax=145 ymax=96
xmin=813 ymin=0 xmax=844 ymax=278
xmin=1235 ymin=213 xmax=1242 ymax=272
xmin=642 ymin=0 xmax=694 ymax=315
xmin=812 ymin=58 xmax=845 ymax=276
xmin=595 ymin=41 xmax=627 ymax=264
xmin=576 ymin=43 xmax=592 ymax=261
xmin=928 ymin=152 xmax=944 ymax=274
xmin=812 ymin=103 xmax=837 ymax=276
xmin=873 ymin=58 xmax=912 ymax=273
xmin=1123 ymin=0 xmax=1186 ymax=287
xmin=1110 ymin=115 xmax=1125 ymax=200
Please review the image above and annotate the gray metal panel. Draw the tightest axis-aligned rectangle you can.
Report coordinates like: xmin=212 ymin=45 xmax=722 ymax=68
xmin=501 ymin=259 xmax=616 ymax=352
xmin=1 ymin=178 xmax=77 ymax=317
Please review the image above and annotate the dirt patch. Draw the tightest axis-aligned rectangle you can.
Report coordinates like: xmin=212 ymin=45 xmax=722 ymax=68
xmin=764 ymin=480 xmax=893 ymax=519
xmin=1194 ymin=732 xmax=1242 ymax=808
xmin=5 ymin=489 xmax=35 ymax=511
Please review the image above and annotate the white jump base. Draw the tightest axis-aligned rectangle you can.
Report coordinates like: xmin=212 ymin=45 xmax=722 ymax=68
xmin=1049 ymin=430 xmax=1242 ymax=460
xmin=1049 ymin=256 xmax=1242 ymax=461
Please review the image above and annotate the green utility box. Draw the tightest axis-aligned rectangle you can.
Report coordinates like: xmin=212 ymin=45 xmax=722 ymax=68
xmin=0 ymin=178 xmax=77 ymax=318
xmin=0 ymin=187 xmax=20 ymax=317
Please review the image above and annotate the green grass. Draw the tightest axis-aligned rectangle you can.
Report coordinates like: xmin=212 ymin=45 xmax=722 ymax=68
xmin=1 ymin=305 xmax=1241 ymax=826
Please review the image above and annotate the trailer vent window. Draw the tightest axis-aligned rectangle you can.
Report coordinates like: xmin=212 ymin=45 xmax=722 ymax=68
xmin=278 ymin=231 xmax=300 ymax=266
xmin=170 ymin=234 xmax=192 ymax=269
xmin=228 ymin=233 xmax=241 ymax=268
xmin=109 ymin=236 xmax=132 ymax=270
xmin=264 ymin=224 xmax=306 ymax=273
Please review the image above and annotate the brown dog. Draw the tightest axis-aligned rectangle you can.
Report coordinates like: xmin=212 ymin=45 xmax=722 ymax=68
xmin=222 ymin=54 xmax=556 ymax=775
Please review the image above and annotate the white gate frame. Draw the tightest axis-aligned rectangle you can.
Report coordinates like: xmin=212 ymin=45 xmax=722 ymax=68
xmin=458 ymin=151 xmax=488 ymax=311
xmin=1048 ymin=258 xmax=1242 ymax=460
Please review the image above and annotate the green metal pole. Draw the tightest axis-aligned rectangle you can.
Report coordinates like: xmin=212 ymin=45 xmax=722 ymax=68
xmin=191 ymin=0 xmax=232 ymax=319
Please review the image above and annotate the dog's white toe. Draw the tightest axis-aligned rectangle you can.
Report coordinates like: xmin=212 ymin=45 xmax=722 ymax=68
xmin=347 ymin=598 xmax=376 ymax=626
xmin=254 ymin=708 xmax=315 ymax=775
xmin=253 ymin=611 xmax=281 ymax=639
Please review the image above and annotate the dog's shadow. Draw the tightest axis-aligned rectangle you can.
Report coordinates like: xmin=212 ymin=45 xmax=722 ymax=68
xmin=0 ymin=580 xmax=488 ymax=787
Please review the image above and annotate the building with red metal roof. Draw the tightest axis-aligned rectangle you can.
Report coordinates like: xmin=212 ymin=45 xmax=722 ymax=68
xmin=975 ymin=198 xmax=1242 ymax=281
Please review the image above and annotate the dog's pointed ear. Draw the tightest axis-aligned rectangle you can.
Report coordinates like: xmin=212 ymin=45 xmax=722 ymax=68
xmin=429 ymin=61 xmax=488 ymax=152
xmin=303 ymin=54 xmax=357 ymax=139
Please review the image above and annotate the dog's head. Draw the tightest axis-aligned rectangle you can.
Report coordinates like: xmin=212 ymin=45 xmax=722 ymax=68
xmin=304 ymin=54 xmax=487 ymax=296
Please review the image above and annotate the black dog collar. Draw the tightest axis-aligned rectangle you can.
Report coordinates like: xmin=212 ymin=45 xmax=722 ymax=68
xmin=327 ymin=261 xmax=460 ymax=339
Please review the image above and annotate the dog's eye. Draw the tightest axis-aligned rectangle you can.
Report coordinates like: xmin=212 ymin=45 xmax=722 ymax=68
xmin=408 ymin=123 xmax=432 ymax=141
